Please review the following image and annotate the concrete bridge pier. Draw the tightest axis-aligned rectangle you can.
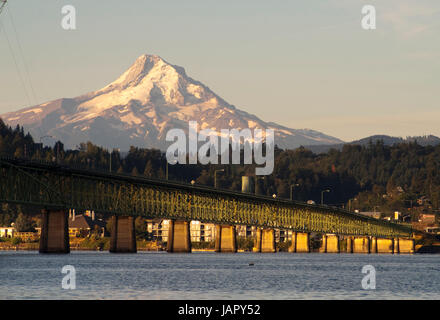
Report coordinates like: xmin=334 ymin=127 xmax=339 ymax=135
xmin=109 ymin=216 xmax=137 ymax=253
xmin=254 ymin=228 xmax=276 ymax=253
xmin=319 ymin=234 xmax=327 ymax=253
xmin=215 ymin=225 xmax=237 ymax=253
xmin=295 ymin=232 xmax=311 ymax=253
xmin=398 ymin=238 xmax=415 ymax=254
xmin=376 ymin=238 xmax=394 ymax=253
xmin=167 ymin=220 xmax=191 ymax=253
xmin=353 ymin=236 xmax=370 ymax=254
xmin=321 ymin=234 xmax=340 ymax=253
xmin=288 ymin=232 xmax=297 ymax=252
xmin=39 ymin=209 xmax=70 ymax=253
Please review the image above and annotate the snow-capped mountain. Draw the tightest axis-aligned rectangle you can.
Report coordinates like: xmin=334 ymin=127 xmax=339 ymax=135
xmin=1 ymin=54 xmax=343 ymax=150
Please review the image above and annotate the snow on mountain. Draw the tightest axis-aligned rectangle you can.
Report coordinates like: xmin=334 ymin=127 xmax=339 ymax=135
xmin=0 ymin=54 xmax=343 ymax=150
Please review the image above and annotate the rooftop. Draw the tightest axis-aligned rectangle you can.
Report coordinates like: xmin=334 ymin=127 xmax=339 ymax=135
xmin=69 ymin=214 xmax=105 ymax=229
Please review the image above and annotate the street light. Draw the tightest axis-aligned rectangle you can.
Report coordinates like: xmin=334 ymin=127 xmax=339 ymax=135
xmin=348 ymin=198 xmax=358 ymax=211
xmin=290 ymin=183 xmax=300 ymax=201
xmin=321 ymin=189 xmax=330 ymax=205
xmin=214 ymin=169 xmax=225 ymax=188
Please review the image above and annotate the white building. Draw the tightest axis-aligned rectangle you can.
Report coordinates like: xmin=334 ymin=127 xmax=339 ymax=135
xmin=190 ymin=221 xmax=216 ymax=242
xmin=0 ymin=226 xmax=15 ymax=238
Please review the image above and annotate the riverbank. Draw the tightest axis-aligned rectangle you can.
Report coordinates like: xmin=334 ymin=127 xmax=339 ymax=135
xmin=3 ymin=244 xmax=440 ymax=253
xmin=0 ymin=237 xmax=168 ymax=251
xmin=2 ymin=237 xmax=440 ymax=253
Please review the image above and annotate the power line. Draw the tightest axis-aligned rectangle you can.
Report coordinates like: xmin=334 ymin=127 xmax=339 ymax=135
xmin=0 ymin=19 xmax=32 ymax=107
xmin=6 ymin=5 xmax=38 ymax=105
xmin=0 ymin=1 xmax=7 ymax=16
xmin=0 ymin=0 xmax=44 ymax=140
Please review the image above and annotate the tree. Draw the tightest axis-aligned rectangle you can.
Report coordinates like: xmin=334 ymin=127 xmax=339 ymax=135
xmin=0 ymin=204 xmax=16 ymax=227
xmin=143 ymin=160 xmax=154 ymax=177
xmin=131 ymin=166 xmax=140 ymax=176
xmin=11 ymin=237 xmax=22 ymax=245
xmin=106 ymin=219 xmax=113 ymax=235
xmin=14 ymin=213 xmax=34 ymax=232
xmin=135 ymin=217 xmax=148 ymax=239
xmin=14 ymin=147 xmax=23 ymax=158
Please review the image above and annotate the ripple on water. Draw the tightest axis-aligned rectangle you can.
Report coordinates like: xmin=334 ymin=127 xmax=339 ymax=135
xmin=0 ymin=251 xmax=440 ymax=300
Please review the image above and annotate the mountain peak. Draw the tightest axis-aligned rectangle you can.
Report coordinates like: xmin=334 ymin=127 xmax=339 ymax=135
xmin=132 ymin=54 xmax=168 ymax=72
xmin=0 ymin=55 xmax=343 ymax=151
xmin=107 ymin=53 xmax=180 ymax=89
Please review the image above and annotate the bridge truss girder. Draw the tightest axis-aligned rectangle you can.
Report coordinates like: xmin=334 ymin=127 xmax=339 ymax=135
xmin=0 ymin=158 xmax=412 ymax=238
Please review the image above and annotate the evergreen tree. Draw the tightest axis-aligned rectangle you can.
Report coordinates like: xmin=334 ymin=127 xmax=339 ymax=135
xmin=14 ymin=212 xmax=35 ymax=232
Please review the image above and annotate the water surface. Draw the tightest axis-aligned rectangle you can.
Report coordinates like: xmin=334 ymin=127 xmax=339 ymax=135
xmin=1 ymin=251 xmax=439 ymax=299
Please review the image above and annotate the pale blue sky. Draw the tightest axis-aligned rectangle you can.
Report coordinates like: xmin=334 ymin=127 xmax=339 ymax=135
xmin=0 ymin=0 xmax=439 ymax=141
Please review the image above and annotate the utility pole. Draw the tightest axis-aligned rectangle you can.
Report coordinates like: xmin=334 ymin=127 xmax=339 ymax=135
xmin=255 ymin=176 xmax=265 ymax=195
xmin=321 ymin=189 xmax=330 ymax=205
xmin=290 ymin=183 xmax=300 ymax=201
xmin=348 ymin=198 xmax=357 ymax=212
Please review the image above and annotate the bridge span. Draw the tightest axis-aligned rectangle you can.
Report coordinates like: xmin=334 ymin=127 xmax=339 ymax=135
xmin=0 ymin=157 xmax=414 ymax=254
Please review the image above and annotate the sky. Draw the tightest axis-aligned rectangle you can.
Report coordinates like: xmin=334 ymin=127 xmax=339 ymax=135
xmin=0 ymin=0 xmax=439 ymax=142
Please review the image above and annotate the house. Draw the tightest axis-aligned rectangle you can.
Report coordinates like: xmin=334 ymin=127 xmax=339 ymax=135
xmin=419 ymin=214 xmax=436 ymax=224
xmin=359 ymin=212 xmax=382 ymax=219
xmin=236 ymin=225 xmax=257 ymax=238
xmin=147 ymin=219 xmax=170 ymax=242
xmin=425 ymin=227 xmax=440 ymax=234
xmin=0 ymin=226 xmax=15 ymax=238
xmin=146 ymin=219 xmax=217 ymax=243
xmin=190 ymin=221 xmax=216 ymax=242
xmin=417 ymin=196 xmax=432 ymax=206
xmin=68 ymin=213 xmax=105 ymax=237
xmin=14 ymin=232 xmax=39 ymax=241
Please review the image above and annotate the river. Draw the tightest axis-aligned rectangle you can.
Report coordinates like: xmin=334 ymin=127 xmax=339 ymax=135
xmin=1 ymin=251 xmax=439 ymax=299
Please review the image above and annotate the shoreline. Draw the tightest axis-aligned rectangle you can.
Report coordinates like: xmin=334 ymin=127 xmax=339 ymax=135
xmin=2 ymin=241 xmax=440 ymax=253
xmin=1 ymin=247 xmax=439 ymax=253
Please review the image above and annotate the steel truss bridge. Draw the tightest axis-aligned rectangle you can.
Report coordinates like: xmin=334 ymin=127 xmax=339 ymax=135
xmin=0 ymin=157 xmax=412 ymax=238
